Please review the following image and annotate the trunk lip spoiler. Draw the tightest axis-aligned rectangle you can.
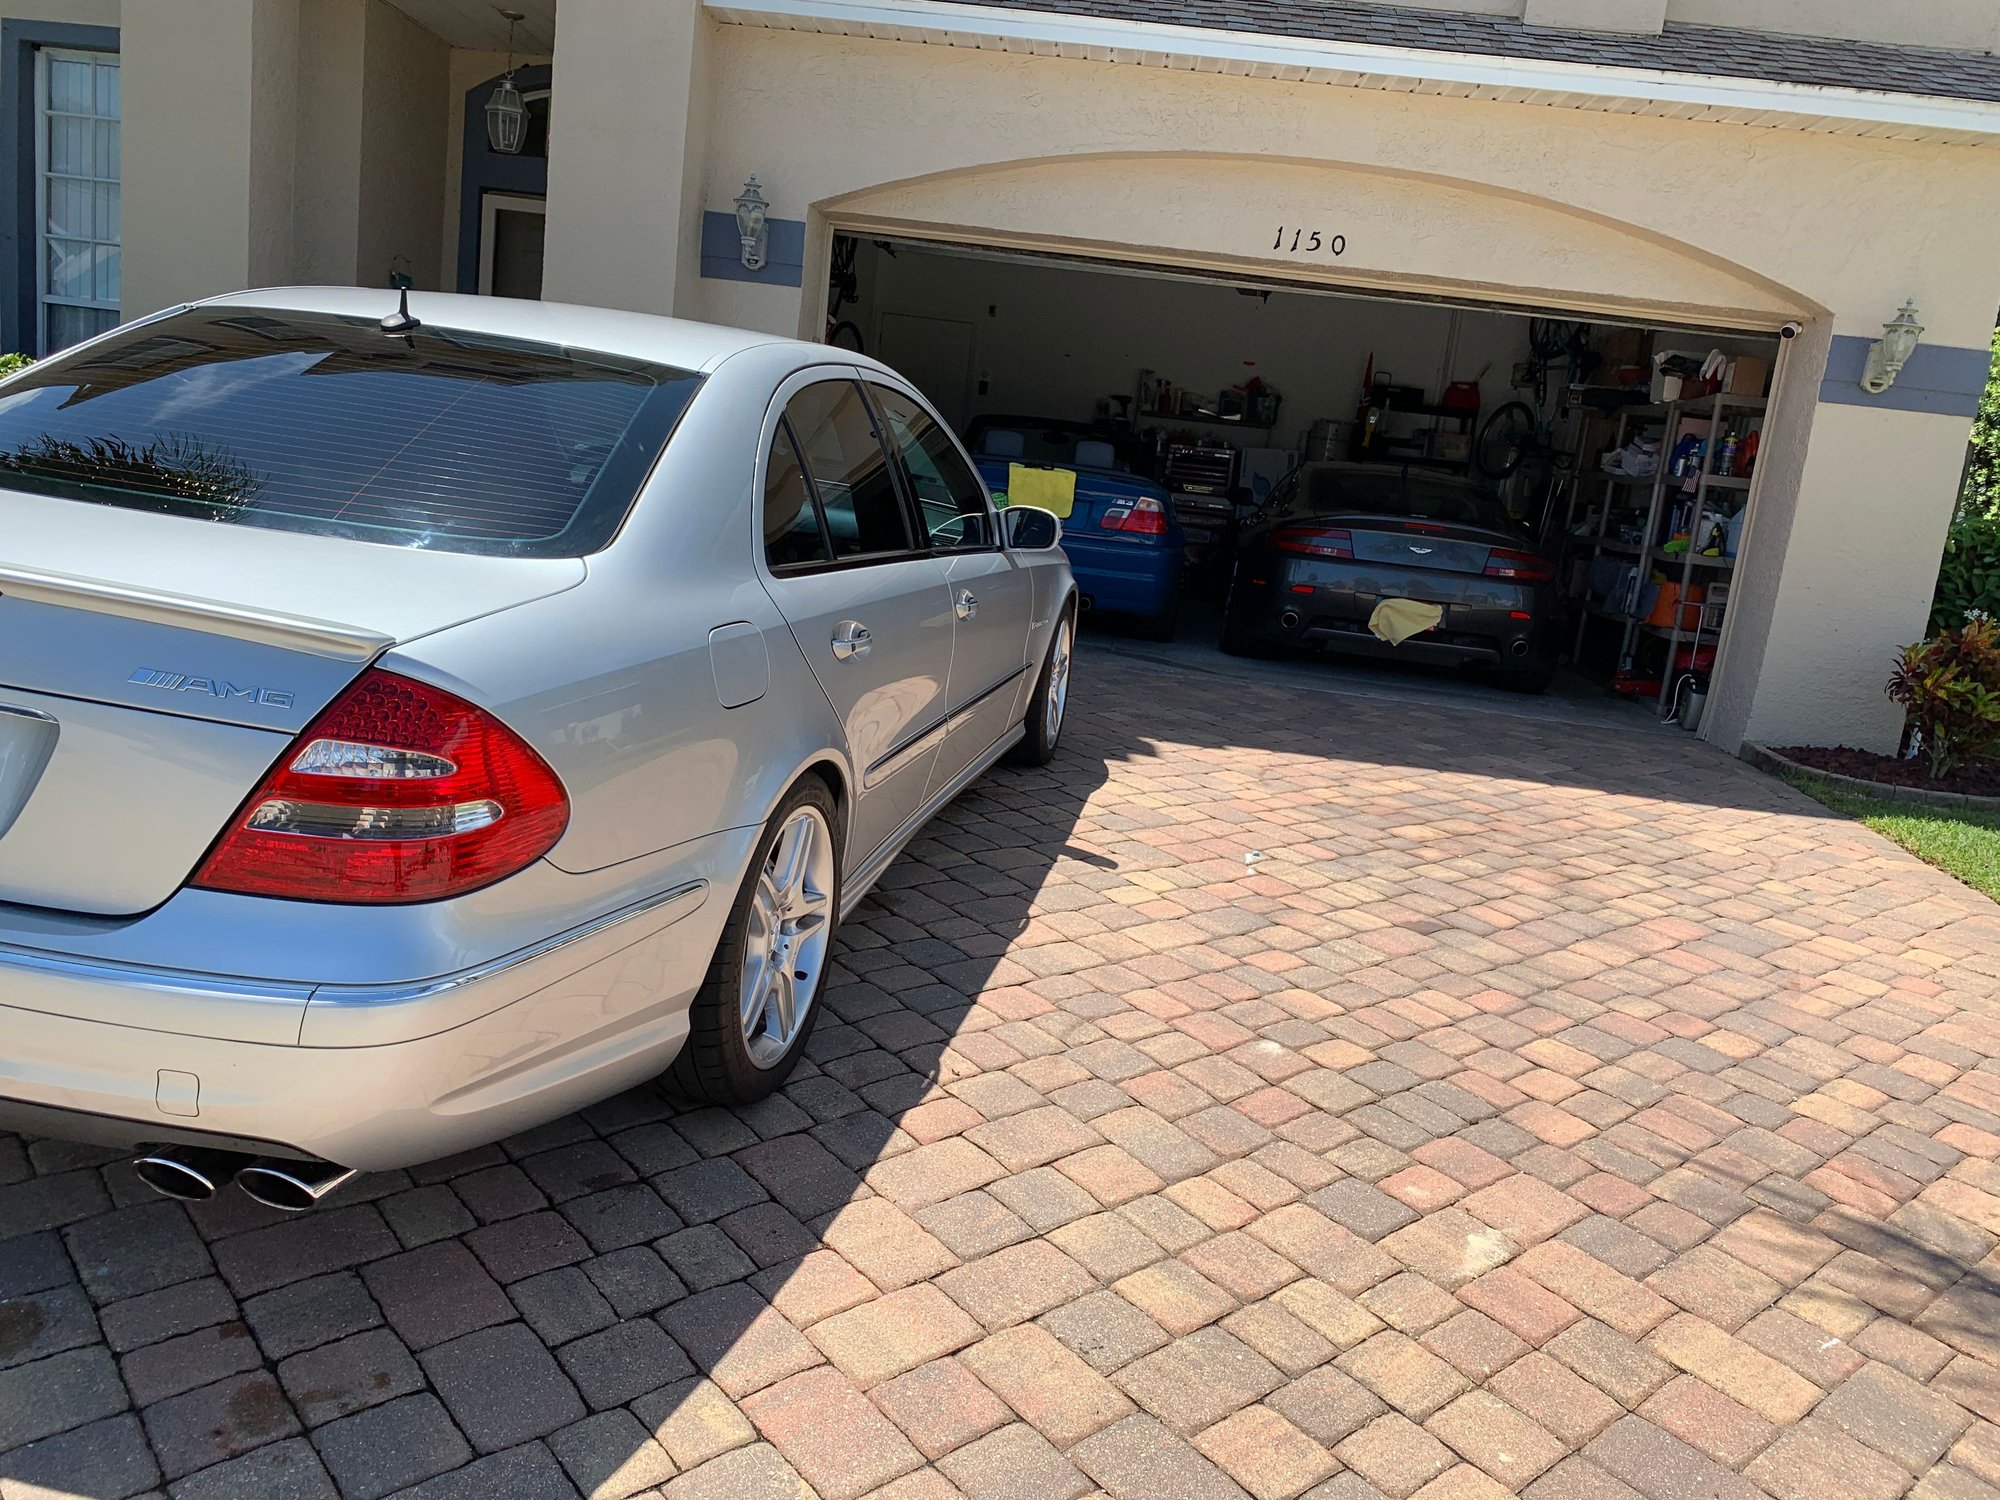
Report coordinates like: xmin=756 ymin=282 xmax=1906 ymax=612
xmin=0 ymin=563 xmax=392 ymax=662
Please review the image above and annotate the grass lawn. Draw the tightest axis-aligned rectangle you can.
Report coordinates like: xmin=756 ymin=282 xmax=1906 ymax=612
xmin=1780 ymin=769 xmax=2000 ymax=902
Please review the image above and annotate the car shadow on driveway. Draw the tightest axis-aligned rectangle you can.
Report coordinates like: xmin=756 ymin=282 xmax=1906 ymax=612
xmin=4 ymin=650 xmax=1997 ymax=1499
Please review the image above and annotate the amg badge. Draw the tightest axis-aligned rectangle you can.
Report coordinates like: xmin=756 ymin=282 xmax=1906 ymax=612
xmin=129 ymin=668 xmax=296 ymax=710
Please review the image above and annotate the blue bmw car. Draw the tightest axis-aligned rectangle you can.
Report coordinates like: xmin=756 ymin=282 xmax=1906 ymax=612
xmin=966 ymin=416 xmax=1183 ymax=639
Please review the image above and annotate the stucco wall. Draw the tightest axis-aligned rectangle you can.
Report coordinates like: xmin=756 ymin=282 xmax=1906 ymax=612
xmin=3 ymin=0 xmax=117 ymax=25
xmin=1667 ymin=0 xmax=2000 ymax=51
xmin=122 ymin=0 xmax=301 ymax=318
xmin=293 ymin=0 xmax=364 ymax=284
xmin=356 ymin=0 xmax=446 ymax=291
xmin=670 ymin=23 xmax=2000 ymax=752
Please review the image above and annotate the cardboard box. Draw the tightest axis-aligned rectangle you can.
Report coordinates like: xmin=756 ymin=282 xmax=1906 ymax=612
xmin=1596 ymin=328 xmax=1653 ymax=369
xmin=1726 ymin=356 xmax=1771 ymax=397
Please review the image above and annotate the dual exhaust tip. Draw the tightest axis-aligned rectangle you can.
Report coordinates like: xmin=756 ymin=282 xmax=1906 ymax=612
xmin=133 ymin=1146 xmax=355 ymax=1213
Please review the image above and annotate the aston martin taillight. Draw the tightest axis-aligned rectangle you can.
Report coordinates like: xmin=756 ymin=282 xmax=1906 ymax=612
xmin=191 ymin=669 xmax=568 ymax=904
xmin=1271 ymin=526 xmax=1354 ymax=559
xmin=1483 ymin=548 xmax=1556 ymax=583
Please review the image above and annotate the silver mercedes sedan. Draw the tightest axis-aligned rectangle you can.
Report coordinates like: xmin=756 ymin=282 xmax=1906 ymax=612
xmin=0 ymin=288 xmax=1075 ymax=1209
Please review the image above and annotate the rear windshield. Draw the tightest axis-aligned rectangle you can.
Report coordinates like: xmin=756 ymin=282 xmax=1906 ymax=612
xmin=968 ymin=419 xmax=1135 ymax=473
xmin=0 ymin=308 xmax=703 ymax=556
xmin=1296 ymin=466 xmax=1509 ymax=529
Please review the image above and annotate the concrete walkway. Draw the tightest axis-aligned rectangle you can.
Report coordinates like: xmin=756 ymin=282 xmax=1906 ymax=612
xmin=4 ymin=654 xmax=1998 ymax=1500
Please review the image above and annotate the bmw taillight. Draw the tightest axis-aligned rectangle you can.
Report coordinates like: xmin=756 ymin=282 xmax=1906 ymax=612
xmin=1099 ymin=495 xmax=1170 ymax=535
xmin=1272 ymin=526 xmax=1353 ymax=559
xmin=1483 ymin=548 xmax=1555 ymax=583
xmin=192 ymin=669 xmax=569 ymax=904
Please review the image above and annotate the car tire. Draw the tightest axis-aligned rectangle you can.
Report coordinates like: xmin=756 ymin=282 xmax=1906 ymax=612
xmin=1009 ymin=604 xmax=1075 ymax=767
xmin=666 ymin=775 xmax=841 ymax=1106
xmin=1218 ymin=574 xmax=1276 ymax=659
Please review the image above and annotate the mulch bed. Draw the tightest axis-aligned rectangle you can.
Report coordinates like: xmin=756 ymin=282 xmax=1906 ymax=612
xmin=1775 ymin=744 xmax=2000 ymax=797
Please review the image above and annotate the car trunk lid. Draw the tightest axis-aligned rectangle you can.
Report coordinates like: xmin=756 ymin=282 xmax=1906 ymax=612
xmin=0 ymin=496 xmax=583 ymax=915
xmin=1338 ymin=515 xmax=1523 ymax=575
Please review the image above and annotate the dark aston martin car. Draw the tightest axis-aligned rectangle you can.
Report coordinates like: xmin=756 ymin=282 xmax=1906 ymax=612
xmin=1219 ymin=462 xmax=1560 ymax=691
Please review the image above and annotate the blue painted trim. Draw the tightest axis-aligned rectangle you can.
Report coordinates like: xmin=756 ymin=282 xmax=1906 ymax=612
xmin=456 ymin=63 xmax=551 ymax=294
xmin=0 ymin=20 xmax=118 ymax=355
xmin=1819 ymin=333 xmax=1990 ymax=417
xmin=699 ymin=211 xmax=804 ymax=287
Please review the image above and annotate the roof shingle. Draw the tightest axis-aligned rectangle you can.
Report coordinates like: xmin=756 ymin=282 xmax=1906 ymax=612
xmin=957 ymin=0 xmax=2000 ymax=105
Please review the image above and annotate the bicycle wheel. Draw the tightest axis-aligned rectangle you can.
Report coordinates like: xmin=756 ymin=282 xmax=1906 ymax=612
xmin=1476 ymin=401 xmax=1536 ymax=479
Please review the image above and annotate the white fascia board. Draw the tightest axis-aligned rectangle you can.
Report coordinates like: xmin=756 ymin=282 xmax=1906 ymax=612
xmin=706 ymin=0 xmax=2000 ymax=143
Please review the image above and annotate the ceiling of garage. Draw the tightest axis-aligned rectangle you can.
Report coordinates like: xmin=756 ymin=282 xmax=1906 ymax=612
xmin=386 ymin=0 xmax=556 ymax=50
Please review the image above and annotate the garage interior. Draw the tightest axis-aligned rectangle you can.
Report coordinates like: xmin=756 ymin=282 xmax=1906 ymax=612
xmin=831 ymin=232 xmax=1782 ymax=722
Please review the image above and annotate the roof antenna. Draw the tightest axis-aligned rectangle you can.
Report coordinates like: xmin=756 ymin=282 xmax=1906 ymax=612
xmin=380 ymin=286 xmax=420 ymax=335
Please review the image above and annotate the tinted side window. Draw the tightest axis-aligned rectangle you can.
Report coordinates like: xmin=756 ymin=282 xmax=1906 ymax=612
xmin=763 ymin=419 xmax=831 ymax=569
xmin=785 ymin=381 xmax=912 ymax=561
xmin=870 ymin=386 xmax=991 ymax=550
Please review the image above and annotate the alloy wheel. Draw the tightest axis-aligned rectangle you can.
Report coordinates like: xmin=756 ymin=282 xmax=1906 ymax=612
xmin=1046 ymin=615 xmax=1073 ymax=743
xmin=739 ymin=804 xmax=835 ymax=1067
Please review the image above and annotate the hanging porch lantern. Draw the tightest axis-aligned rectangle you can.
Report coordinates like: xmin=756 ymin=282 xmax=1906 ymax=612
xmin=485 ymin=9 xmax=528 ymax=155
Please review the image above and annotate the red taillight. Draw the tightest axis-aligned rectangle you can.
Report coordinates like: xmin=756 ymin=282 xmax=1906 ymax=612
xmin=1099 ymin=495 xmax=1170 ymax=535
xmin=1272 ymin=526 xmax=1353 ymax=559
xmin=1484 ymin=548 xmax=1555 ymax=583
xmin=192 ymin=669 xmax=569 ymax=904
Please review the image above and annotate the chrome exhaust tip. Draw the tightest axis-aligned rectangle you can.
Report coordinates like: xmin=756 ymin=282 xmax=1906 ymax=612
xmin=1279 ymin=610 xmax=1301 ymax=630
xmin=1509 ymin=639 xmax=1532 ymax=658
xmin=236 ymin=1158 xmax=358 ymax=1213
xmin=1076 ymin=595 xmax=1094 ymax=611
xmin=133 ymin=1146 xmax=255 ymax=1202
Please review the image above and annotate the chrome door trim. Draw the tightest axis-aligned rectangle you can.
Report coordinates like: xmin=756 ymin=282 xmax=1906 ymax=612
xmin=943 ymin=663 xmax=1028 ymax=738
xmin=843 ymin=720 xmax=1025 ymax=920
xmin=864 ymin=716 xmax=947 ymax=786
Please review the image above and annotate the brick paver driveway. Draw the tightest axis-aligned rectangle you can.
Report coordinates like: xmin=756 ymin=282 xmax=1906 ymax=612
xmin=5 ymin=654 xmax=2000 ymax=1500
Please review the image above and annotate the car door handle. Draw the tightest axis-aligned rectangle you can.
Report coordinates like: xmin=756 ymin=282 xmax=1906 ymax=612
xmin=956 ymin=590 xmax=978 ymax=621
xmin=830 ymin=621 xmax=872 ymax=660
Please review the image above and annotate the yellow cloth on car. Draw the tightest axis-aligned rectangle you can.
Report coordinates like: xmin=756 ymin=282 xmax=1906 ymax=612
xmin=1006 ymin=463 xmax=1077 ymax=519
xmin=1369 ymin=597 xmax=1444 ymax=645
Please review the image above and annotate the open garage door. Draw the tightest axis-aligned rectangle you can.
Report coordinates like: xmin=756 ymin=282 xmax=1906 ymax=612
xmin=829 ymin=232 xmax=1782 ymax=720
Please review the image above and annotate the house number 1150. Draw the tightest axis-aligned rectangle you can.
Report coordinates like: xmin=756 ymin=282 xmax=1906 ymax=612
xmin=1274 ymin=227 xmax=1347 ymax=256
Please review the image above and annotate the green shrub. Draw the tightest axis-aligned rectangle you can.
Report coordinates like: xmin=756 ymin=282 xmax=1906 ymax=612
xmin=0 ymin=352 xmax=32 ymax=379
xmin=1888 ymin=614 xmax=2000 ymax=779
xmin=1931 ymin=511 xmax=2000 ymax=634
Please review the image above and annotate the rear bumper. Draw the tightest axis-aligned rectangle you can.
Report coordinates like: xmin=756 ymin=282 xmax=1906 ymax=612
xmin=1061 ymin=534 xmax=1180 ymax=619
xmin=1235 ymin=559 xmax=1556 ymax=669
xmin=0 ymin=850 xmax=741 ymax=1170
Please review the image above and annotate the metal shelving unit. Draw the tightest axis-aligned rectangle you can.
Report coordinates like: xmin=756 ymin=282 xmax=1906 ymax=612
xmin=1568 ymin=403 xmax=1673 ymax=662
xmin=1567 ymin=390 xmax=1762 ymax=693
xmin=1653 ymin=391 xmax=1764 ymax=706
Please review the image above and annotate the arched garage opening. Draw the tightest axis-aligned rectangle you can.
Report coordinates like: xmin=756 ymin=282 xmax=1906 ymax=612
xmin=813 ymin=155 xmax=1810 ymax=728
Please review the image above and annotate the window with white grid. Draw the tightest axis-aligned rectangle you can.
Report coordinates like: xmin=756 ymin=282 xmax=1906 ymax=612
xmin=36 ymin=47 xmax=118 ymax=354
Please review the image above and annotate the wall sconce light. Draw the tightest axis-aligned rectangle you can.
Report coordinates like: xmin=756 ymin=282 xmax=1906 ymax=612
xmin=1862 ymin=301 xmax=1924 ymax=394
xmin=485 ymin=9 xmax=528 ymax=155
xmin=735 ymin=177 xmax=770 ymax=272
